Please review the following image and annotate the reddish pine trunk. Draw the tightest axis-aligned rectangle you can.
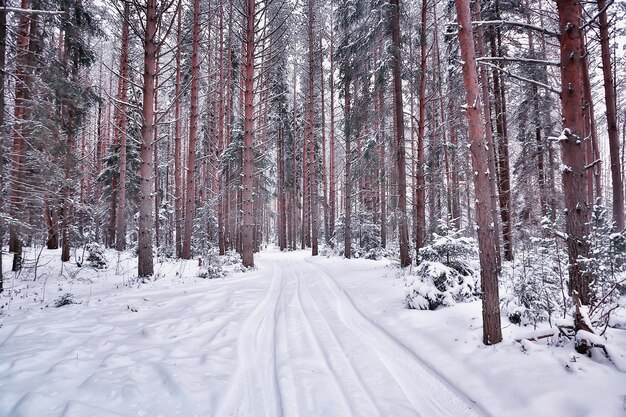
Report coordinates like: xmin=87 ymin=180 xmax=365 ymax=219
xmin=174 ymin=7 xmax=183 ymax=257
xmin=557 ymin=0 xmax=591 ymax=306
xmin=390 ymin=0 xmax=411 ymax=267
xmin=137 ymin=0 xmax=158 ymax=277
xmin=329 ymin=30 xmax=337 ymax=242
xmin=598 ymin=0 xmax=624 ymax=230
xmin=182 ymin=0 xmax=200 ymax=260
xmin=241 ymin=0 xmax=256 ymax=267
xmin=454 ymin=0 xmax=502 ymax=345
xmin=115 ymin=2 xmax=130 ymax=251
xmin=415 ymin=0 xmax=427 ymax=260
xmin=473 ymin=8 xmax=502 ymax=266
xmin=307 ymin=0 xmax=318 ymax=256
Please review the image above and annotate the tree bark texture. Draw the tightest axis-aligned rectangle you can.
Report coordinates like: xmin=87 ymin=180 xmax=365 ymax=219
xmin=556 ymin=0 xmax=591 ymax=306
xmin=344 ymin=76 xmax=352 ymax=259
xmin=454 ymin=0 xmax=502 ymax=345
xmin=307 ymin=0 xmax=318 ymax=256
xmin=138 ymin=0 xmax=157 ymax=277
xmin=174 ymin=6 xmax=183 ymax=257
xmin=597 ymin=0 xmax=624 ymax=231
xmin=389 ymin=0 xmax=411 ymax=267
xmin=115 ymin=2 xmax=130 ymax=252
xmin=182 ymin=0 xmax=200 ymax=260
xmin=241 ymin=0 xmax=256 ymax=267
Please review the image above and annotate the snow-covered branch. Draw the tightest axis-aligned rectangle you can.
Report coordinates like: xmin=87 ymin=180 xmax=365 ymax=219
xmin=1 ymin=7 xmax=64 ymax=15
xmin=477 ymin=60 xmax=561 ymax=95
xmin=471 ymin=20 xmax=560 ymax=38
xmin=475 ymin=56 xmax=560 ymax=67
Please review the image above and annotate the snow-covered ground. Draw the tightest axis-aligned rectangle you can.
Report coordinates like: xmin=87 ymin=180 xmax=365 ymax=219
xmin=0 ymin=247 xmax=625 ymax=417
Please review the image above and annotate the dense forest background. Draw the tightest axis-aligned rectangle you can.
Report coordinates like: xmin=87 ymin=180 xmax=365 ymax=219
xmin=1 ymin=0 xmax=626 ymax=346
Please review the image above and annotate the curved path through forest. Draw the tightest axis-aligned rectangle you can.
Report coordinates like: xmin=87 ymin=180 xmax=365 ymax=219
xmin=0 ymin=249 xmax=489 ymax=417
xmin=215 ymin=251 xmax=488 ymax=417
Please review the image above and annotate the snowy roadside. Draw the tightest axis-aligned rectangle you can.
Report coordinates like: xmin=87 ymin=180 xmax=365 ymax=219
xmin=307 ymin=254 xmax=626 ymax=417
xmin=1 ymin=247 xmax=625 ymax=417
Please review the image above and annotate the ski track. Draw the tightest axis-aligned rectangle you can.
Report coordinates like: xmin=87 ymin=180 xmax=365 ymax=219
xmin=283 ymin=258 xmax=356 ymax=417
xmin=216 ymin=253 xmax=488 ymax=417
xmin=1 ymin=251 xmax=491 ymax=417
xmin=302 ymin=257 xmax=490 ymax=417
xmin=213 ymin=265 xmax=284 ymax=417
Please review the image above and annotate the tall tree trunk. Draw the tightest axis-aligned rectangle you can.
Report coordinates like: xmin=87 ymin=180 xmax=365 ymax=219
xmin=320 ymin=37 xmax=330 ymax=246
xmin=182 ymin=0 xmax=200 ymax=260
xmin=277 ymin=123 xmax=287 ymax=250
xmin=0 ymin=0 xmax=6 ymax=290
xmin=137 ymin=0 xmax=158 ymax=277
xmin=454 ymin=0 xmax=502 ymax=345
xmin=379 ymin=85 xmax=387 ymax=248
xmin=344 ymin=76 xmax=352 ymax=259
xmin=556 ymin=0 xmax=592 ymax=307
xmin=474 ymin=4 xmax=503 ymax=267
xmin=217 ymin=3 xmax=226 ymax=255
xmin=581 ymin=45 xmax=601 ymax=205
xmin=61 ymin=1 xmax=82 ymax=264
xmin=329 ymin=27 xmax=337 ymax=242
xmin=307 ymin=0 xmax=318 ymax=256
xmin=598 ymin=0 xmax=623 ymax=230
xmin=153 ymin=56 xmax=161 ymax=250
xmin=115 ymin=2 xmax=130 ymax=252
xmin=9 ymin=0 xmax=32 ymax=271
xmin=241 ymin=0 xmax=256 ymax=267
xmin=415 ymin=0 xmax=427 ymax=260
xmin=390 ymin=0 xmax=411 ymax=267
xmin=173 ymin=7 xmax=183 ymax=257
xmin=488 ymin=22 xmax=510 ymax=263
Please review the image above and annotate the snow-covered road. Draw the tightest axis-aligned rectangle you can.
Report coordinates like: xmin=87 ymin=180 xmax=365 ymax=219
xmin=0 ymin=250 xmax=488 ymax=417
xmin=216 ymin=253 xmax=486 ymax=417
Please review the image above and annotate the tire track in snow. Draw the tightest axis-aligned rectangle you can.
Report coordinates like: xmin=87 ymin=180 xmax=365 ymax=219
xmin=275 ymin=266 xmax=302 ymax=417
xmin=213 ymin=265 xmax=284 ymax=417
xmin=290 ymin=260 xmax=385 ymax=416
xmin=279 ymin=257 xmax=356 ymax=417
xmin=302 ymin=258 xmax=491 ymax=417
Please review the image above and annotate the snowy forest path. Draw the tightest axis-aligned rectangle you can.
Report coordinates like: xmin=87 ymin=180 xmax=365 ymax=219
xmin=0 ymin=249 xmax=490 ymax=417
xmin=216 ymin=250 xmax=489 ymax=417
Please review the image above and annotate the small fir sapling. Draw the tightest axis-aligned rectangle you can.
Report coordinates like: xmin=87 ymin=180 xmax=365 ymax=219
xmin=405 ymin=221 xmax=479 ymax=310
xmin=196 ymin=249 xmax=225 ymax=279
xmin=578 ymin=204 xmax=626 ymax=333
xmin=85 ymin=242 xmax=108 ymax=269
xmin=502 ymin=215 xmax=569 ymax=327
xmin=54 ymin=293 xmax=78 ymax=307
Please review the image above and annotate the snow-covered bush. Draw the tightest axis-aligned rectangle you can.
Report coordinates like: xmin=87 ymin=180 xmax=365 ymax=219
xmin=502 ymin=216 xmax=569 ymax=327
xmin=85 ymin=242 xmax=107 ymax=269
xmin=405 ymin=222 xmax=479 ymax=310
xmin=196 ymin=250 xmax=225 ymax=279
